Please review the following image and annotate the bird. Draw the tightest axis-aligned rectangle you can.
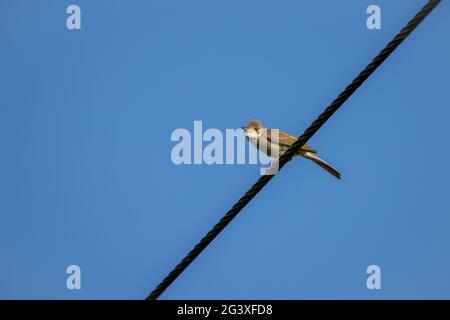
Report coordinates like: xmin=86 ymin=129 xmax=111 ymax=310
xmin=242 ymin=119 xmax=341 ymax=179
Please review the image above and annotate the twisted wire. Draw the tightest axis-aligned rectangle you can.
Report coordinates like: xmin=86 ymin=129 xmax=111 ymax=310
xmin=147 ymin=0 xmax=441 ymax=300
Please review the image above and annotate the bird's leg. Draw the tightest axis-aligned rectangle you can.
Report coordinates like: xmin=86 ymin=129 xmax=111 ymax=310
xmin=264 ymin=158 xmax=280 ymax=176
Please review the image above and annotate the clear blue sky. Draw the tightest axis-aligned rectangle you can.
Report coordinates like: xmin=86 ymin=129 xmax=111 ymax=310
xmin=1 ymin=0 xmax=449 ymax=299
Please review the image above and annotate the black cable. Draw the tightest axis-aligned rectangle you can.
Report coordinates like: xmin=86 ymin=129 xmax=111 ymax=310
xmin=147 ymin=0 xmax=441 ymax=300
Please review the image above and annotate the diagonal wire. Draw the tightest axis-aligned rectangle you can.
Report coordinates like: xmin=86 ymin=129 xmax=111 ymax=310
xmin=147 ymin=0 xmax=441 ymax=300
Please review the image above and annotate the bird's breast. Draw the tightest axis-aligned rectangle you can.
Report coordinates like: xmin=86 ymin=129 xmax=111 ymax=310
xmin=254 ymin=136 xmax=281 ymax=158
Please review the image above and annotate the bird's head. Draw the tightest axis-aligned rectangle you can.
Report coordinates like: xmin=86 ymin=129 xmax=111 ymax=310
xmin=242 ymin=119 xmax=264 ymax=139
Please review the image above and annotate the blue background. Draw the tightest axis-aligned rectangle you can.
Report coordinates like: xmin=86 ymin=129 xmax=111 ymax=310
xmin=1 ymin=0 xmax=449 ymax=299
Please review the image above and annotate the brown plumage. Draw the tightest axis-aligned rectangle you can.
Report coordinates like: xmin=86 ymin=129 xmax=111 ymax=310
xmin=243 ymin=119 xmax=341 ymax=179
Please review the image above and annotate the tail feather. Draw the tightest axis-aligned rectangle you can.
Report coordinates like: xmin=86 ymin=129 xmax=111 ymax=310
xmin=303 ymin=152 xmax=341 ymax=180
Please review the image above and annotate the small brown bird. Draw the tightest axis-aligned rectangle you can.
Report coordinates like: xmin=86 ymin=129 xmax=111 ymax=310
xmin=242 ymin=119 xmax=341 ymax=179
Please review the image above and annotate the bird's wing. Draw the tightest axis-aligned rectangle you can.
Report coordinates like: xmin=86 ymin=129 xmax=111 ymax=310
xmin=266 ymin=129 xmax=317 ymax=153
xmin=300 ymin=143 xmax=317 ymax=153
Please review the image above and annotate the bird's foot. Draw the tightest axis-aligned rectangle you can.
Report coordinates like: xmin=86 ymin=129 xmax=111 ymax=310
xmin=264 ymin=159 xmax=280 ymax=176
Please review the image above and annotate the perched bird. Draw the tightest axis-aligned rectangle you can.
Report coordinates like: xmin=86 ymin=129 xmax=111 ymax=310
xmin=242 ymin=119 xmax=341 ymax=179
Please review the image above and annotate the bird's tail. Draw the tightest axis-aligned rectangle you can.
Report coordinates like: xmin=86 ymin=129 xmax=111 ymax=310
xmin=303 ymin=152 xmax=341 ymax=180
